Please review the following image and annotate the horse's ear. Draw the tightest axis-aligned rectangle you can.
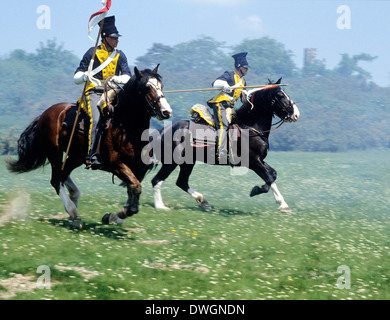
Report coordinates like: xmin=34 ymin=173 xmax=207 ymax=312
xmin=153 ymin=64 xmax=160 ymax=73
xmin=267 ymin=78 xmax=272 ymax=85
xmin=276 ymin=77 xmax=282 ymax=84
xmin=134 ymin=67 xmax=143 ymax=80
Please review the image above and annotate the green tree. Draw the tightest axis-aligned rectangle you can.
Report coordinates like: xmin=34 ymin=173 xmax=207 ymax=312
xmin=135 ymin=36 xmax=227 ymax=76
xmin=334 ymin=53 xmax=377 ymax=79
xmin=0 ymin=39 xmax=81 ymax=147
xmin=231 ymin=37 xmax=298 ymax=81
xmin=135 ymin=43 xmax=173 ymax=69
xmin=302 ymin=58 xmax=330 ymax=77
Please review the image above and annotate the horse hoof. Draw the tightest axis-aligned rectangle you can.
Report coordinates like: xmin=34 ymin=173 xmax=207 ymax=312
xmin=102 ymin=213 xmax=111 ymax=225
xmin=126 ymin=206 xmax=139 ymax=217
xmin=250 ymin=186 xmax=263 ymax=197
xmin=250 ymin=185 xmax=269 ymax=197
xmin=200 ymin=199 xmax=212 ymax=211
xmin=279 ymin=207 xmax=292 ymax=213
xmin=155 ymin=205 xmax=170 ymax=210
xmin=69 ymin=218 xmax=83 ymax=229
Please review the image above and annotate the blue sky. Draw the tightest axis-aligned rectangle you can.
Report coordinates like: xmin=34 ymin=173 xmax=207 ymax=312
xmin=2 ymin=0 xmax=389 ymax=85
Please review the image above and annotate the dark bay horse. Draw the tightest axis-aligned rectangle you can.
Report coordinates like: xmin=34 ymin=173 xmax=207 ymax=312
xmin=6 ymin=65 xmax=172 ymax=228
xmin=149 ymin=80 xmax=300 ymax=213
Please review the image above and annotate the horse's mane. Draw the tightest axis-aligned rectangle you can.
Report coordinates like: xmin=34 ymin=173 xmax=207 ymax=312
xmin=235 ymin=85 xmax=279 ymax=125
xmin=114 ymin=68 xmax=162 ymax=120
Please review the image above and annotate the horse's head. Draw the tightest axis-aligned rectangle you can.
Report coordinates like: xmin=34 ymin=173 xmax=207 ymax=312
xmin=266 ymin=78 xmax=300 ymax=123
xmin=134 ymin=65 xmax=172 ymax=120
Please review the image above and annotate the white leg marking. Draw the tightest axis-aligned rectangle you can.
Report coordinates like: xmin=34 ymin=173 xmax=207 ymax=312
xmin=270 ymin=182 xmax=291 ymax=212
xmin=58 ymin=184 xmax=80 ymax=220
xmin=64 ymin=177 xmax=81 ymax=207
xmin=188 ymin=187 xmax=204 ymax=204
xmin=153 ymin=181 xmax=170 ymax=210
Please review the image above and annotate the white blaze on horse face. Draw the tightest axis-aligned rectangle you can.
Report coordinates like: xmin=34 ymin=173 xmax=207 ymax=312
xmin=291 ymin=102 xmax=300 ymax=122
xmin=148 ymin=78 xmax=172 ymax=117
xmin=281 ymin=89 xmax=299 ymax=122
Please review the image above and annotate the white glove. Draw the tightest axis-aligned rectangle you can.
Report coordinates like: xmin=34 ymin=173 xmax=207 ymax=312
xmin=74 ymin=71 xmax=88 ymax=85
xmin=213 ymin=79 xmax=232 ymax=93
xmin=222 ymin=84 xmax=232 ymax=93
xmin=111 ymin=74 xmax=131 ymax=84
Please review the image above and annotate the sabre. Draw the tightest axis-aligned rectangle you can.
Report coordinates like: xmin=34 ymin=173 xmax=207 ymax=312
xmin=164 ymin=84 xmax=288 ymax=93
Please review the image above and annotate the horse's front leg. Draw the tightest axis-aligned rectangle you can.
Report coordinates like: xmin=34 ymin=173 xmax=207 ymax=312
xmin=263 ymin=161 xmax=291 ymax=212
xmin=102 ymin=163 xmax=142 ymax=224
xmin=249 ymin=158 xmax=275 ymax=196
xmin=249 ymin=159 xmax=291 ymax=212
xmin=270 ymin=182 xmax=291 ymax=213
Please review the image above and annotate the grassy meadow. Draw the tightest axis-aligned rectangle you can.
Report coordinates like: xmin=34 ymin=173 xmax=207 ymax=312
xmin=0 ymin=150 xmax=389 ymax=300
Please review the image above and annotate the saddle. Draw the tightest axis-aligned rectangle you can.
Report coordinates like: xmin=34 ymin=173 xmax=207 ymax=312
xmin=62 ymin=104 xmax=89 ymax=135
xmin=62 ymin=88 xmax=117 ymax=141
xmin=188 ymin=104 xmax=241 ymax=148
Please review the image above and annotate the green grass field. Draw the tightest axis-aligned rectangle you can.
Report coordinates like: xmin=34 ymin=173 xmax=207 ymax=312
xmin=0 ymin=150 xmax=389 ymax=300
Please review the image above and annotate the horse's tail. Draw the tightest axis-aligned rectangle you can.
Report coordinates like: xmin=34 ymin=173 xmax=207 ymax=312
xmin=6 ymin=116 xmax=47 ymax=173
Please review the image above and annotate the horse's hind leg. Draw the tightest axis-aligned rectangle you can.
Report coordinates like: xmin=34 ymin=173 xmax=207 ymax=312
xmin=52 ymin=174 xmax=83 ymax=228
xmin=64 ymin=176 xmax=81 ymax=207
xmin=151 ymin=164 xmax=177 ymax=210
xmin=50 ymin=157 xmax=83 ymax=228
xmin=176 ymin=164 xmax=211 ymax=211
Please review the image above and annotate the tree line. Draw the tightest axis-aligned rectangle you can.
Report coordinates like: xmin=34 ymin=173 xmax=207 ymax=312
xmin=0 ymin=37 xmax=389 ymax=154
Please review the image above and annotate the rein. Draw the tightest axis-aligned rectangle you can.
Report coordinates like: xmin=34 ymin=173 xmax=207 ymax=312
xmin=250 ymin=119 xmax=286 ymax=136
xmin=247 ymin=86 xmax=290 ymax=135
xmin=102 ymin=77 xmax=162 ymax=117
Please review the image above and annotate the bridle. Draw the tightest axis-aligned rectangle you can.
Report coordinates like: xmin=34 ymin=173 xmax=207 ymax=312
xmin=144 ymin=78 xmax=166 ymax=117
xmin=102 ymin=76 xmax=168 ymax=119
xmin=270 ymin=88 xmax=295 ymax=123
xmin=248 ymin=86 xmax=295 ymax=134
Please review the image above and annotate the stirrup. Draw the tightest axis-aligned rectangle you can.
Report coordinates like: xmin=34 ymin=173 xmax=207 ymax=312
xmin=85 ymin=154 xmax=102 ymax=170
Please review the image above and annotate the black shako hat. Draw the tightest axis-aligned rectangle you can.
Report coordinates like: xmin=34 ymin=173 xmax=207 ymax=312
xmin=232 ymin=52 xmax=249 ymax=69
xmin=99 ymin=16 xmax=121 ymax=38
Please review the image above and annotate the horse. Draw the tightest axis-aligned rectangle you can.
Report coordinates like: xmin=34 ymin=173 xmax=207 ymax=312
xmin=149 ymin=79 xmax=300 ymax=213
xmin=6 ymin=65 xmax=172 ymax=228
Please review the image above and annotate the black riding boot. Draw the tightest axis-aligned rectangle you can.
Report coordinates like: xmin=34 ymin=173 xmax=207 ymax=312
xmin=86 ymin=126 xmax=102 ymax=170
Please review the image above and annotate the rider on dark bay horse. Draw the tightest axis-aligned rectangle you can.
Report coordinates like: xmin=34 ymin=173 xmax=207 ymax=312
xmin=74 ymin=15 xmax=131 ymax=170
xmin=207 ymin=52 xmax=249 ymax=162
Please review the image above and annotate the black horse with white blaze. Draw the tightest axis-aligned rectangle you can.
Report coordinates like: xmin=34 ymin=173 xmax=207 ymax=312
xmin=148 ymin=79 xmax=300 ymax=212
